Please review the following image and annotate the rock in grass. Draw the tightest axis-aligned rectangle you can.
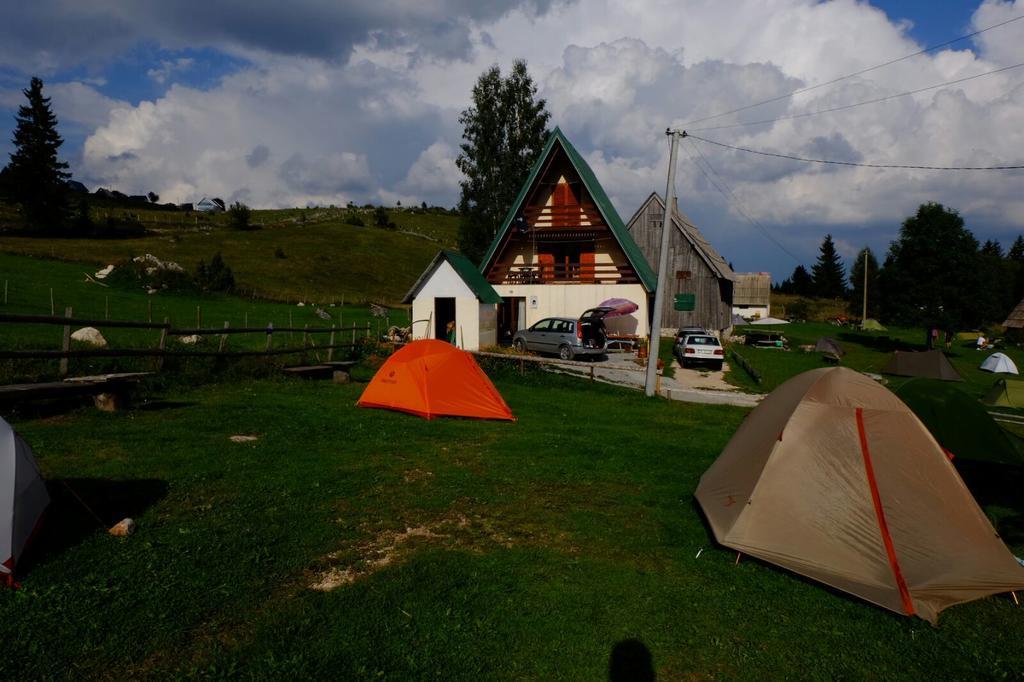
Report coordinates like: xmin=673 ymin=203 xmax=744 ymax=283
xmin=108 ymin=518 xmax=136 ymax=537
xmin=179 ymin=335 xmax=202 ymax=345
xmin=71 ymin=327 xmax=107 ymax=347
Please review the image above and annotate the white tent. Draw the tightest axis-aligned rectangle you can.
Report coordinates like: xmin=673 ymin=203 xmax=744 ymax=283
xmin=980 ymin=352 xmax=1020 ymax=375
xmin=1 ymin=417 xmax=49 ymax=582
xmin=749 ymin=316 xmax=790 ymax=326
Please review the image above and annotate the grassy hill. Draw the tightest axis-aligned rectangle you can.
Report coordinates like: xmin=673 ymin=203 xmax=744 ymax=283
xmin=0 ymin=204 xmax=459 ymax=304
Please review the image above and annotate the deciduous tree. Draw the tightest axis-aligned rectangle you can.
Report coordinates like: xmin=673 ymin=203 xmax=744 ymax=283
xmin=457 ymin=60 xmax=550 ymax=263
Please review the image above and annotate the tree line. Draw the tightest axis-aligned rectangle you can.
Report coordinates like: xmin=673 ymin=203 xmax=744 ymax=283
xmin=775 ymin=203 xmax=1024 ymax=330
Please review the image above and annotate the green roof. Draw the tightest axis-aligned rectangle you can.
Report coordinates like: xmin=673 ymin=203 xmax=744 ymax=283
xmin=478 ymin=127 xmax=657 ymax=292
xmin=402 ymin=250 xmax=502 ymax=304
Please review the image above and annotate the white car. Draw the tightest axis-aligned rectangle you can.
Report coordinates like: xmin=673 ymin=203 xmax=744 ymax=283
xmin=676 ymin=334 xmax=724 ymax=371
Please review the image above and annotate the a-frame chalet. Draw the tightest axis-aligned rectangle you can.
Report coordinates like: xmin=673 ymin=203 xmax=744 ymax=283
xmin=479 ymin=128 xmax=656 ymax=342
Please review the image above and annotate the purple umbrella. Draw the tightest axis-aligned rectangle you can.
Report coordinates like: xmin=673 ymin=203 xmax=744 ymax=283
xmin=598 ymin=298 xmax=639 ymax=317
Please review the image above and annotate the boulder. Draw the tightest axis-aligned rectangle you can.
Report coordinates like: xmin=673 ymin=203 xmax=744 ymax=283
xmin=71 ymin=327 xmax=107 ymax=347
xmin=333 ymin=370 xmax=350 ymax=384
xmin=179 ymin=335 xmax=202 ymax=345
xmin=108 ymin=518 xmax=136 ymax=537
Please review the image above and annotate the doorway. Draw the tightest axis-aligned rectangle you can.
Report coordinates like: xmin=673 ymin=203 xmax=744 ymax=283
xmin=434 ymin=298 xmax=456 ymax=342
xmin=497 ymin=297 xmax=526 ymax=343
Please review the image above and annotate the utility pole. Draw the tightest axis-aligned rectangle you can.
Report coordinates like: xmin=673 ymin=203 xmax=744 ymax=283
xmin=861 ymin=248 xmax=868 ymax=321
xmin=645 ymin=129 xmax=681 ymax=397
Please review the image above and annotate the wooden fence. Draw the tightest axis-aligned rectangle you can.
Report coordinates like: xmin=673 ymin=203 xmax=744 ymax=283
xmin=0 ymin=311 xmax=375 ymax=376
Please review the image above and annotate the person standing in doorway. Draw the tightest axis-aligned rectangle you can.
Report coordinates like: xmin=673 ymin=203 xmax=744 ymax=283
xmin=446 ymin=320 xmax=456 ymax=345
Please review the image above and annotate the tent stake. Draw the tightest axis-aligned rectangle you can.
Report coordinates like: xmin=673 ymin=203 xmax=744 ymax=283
xmin=735 ymin=552 xmax=742 ymax=565
xmin=1012 ymin=591 xmax=1020 ymax=607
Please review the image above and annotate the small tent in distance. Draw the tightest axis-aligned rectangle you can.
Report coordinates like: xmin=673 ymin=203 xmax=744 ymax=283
xmin=894 ymin=379 xmax=1024 ymax=465
xmin=980 ymin=352 xmax=1019 ymax=375
xmin=984 ymin=378 xmax=1024 ymax=409
xmin=882 ymin=350 xmax=963 ymax=382
xmin=1 ymin=417 xmax=49 ymax=584
xmin=860 ymin=318 xmax=886 ymax=331
xmin=357 ymin=340 xmax=514 ymax=421
xmin=814 ymin=336 xmax=845 ymax=358
xmin=695 ymin=367 xmax=1024 ymax=623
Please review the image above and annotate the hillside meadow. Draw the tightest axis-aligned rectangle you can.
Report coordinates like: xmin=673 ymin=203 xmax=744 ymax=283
xmin=0 ymin=204 xmax=458 ymax=304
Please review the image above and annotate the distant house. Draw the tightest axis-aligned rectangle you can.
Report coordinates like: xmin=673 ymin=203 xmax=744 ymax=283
xmin=477 ymin=127 xmax=655 ymax=343
xmin=403 ymin=250 xmax=502 ymax=350
xmin=1003 ymin=297 xmax=1024 ymax=329
xmin=626 ymin=193 xmax=735 ymax=333
xmin=405 ymin=127 xmax=655 ymax=350
xmin=732 ymin=273 xmax=771 ymax=320
xmin=196 ymin=197 xmax=225 ymax=212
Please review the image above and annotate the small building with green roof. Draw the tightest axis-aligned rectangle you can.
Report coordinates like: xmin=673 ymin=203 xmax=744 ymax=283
xmin=402 ymin=250 xmax=502 ymax=351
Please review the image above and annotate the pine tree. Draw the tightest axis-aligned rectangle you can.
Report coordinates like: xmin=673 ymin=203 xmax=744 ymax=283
xmin=6 ymin=77 xmax=70 ymax=232
xmin=1008 ymin=235 xmax=1024 ymax=261
xmin=811 ymin=234 xmax=847 ymax=298
xmin=789 ymin=265 xmax=814 ymax=297
xmin=457 ymin=60 xmax=550 ymax=263
xmin=848 ymin=246 xmax=879 ymax=319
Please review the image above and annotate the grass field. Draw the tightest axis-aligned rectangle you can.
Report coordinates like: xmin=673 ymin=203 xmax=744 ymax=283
xmin=725 ymin=321 xmax=1024 ymax=399
xmin=0 ymin=205 xmax=458 ymax=304
xmin=0 ymin=252 xmax=402 ymax=383
xmin=1 ymin=369 xmax=1022 ymax=678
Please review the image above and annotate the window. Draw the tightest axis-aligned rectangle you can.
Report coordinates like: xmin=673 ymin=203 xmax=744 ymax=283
xmin=531 ymin=319 xmax=553 ymax=331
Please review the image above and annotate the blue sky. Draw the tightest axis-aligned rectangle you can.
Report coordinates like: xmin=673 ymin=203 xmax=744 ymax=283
xmin=1 ymin=0 xmax=1022 ymax=279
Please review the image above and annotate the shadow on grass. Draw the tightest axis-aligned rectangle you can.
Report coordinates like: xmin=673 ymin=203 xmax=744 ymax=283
xmin=837 ymin=333 xmax=918 ymax=353
xmin=19 ymin=477 xmax=169 ymax=575
xmin=955 ymin=460 xmax=1024 ymax=545
xmin=609 ymin=639 xmax=655 ymax=682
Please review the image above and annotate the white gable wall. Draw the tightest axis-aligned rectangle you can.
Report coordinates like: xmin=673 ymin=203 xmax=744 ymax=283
xmin=410 ymin=260 xmax=496 ymax=351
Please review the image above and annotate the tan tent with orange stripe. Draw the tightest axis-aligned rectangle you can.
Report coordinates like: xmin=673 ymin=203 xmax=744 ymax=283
xmin=695 ymin=367 xmax=1024 ymax=624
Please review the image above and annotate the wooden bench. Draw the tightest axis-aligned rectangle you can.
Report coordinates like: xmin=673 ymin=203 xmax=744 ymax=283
xmin=0 ymin=372 xmax=151 ymax=411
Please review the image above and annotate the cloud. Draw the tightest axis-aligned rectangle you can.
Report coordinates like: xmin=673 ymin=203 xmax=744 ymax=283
xmin=147 ymin=57 xmax=195 ymax=84
xmin=0 ymin=0 xmax=569 ymax=75
xmin=245 ymin=144 xmax=270 ymax=168
xmin=33 ymin=0 xmax=1024 ymax=278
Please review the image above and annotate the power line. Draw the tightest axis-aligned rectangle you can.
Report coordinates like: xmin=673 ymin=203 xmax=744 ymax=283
xmin=685 ymin=132 xmax=1024 ymax=170
xmin=689 ymin=61 xmax=1024 ymax=132
xmin=682 ymin=13 xmax=1024 ymax=127
xmin=681 ymin=139 xmax=804 ymax=263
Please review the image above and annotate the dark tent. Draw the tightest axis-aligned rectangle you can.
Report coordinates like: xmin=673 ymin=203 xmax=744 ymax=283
xmin=894 ymin=379 xmax=1024 ymax=465
xmin=814 ymin=336 xmax=845 ymax=357
xmin=882 ymin=350 xmax=963 ymax=382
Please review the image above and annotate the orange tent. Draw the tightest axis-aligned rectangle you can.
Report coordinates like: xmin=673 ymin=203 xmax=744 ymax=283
xmin=357 ymin=340 xmax=514 ymax=421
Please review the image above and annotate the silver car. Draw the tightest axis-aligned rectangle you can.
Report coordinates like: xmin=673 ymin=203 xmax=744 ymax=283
xmin=512 ymin=312 xmax=607 ymax=360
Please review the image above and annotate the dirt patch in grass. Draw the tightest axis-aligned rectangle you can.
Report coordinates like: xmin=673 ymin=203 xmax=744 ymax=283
xmin=309 ymin=503 xmax=578 ymax=592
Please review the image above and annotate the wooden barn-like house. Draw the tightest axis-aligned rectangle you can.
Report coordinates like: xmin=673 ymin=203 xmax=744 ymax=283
xmin=732 ymin=272 xmax=771 ymax=320
xmin=626 ymin=193 xmax=735 ymax=333
xmin=477 ymin=128 xmax=656 ymax=343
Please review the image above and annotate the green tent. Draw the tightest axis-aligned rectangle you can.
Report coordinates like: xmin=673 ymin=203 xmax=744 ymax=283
xmin=895 ymin=379 xmax=1024 ymax=465
xmin=983 ymin=378 xmax=1024 ymax=409
xmin=860 ymin=318 xmax=887 ymax=331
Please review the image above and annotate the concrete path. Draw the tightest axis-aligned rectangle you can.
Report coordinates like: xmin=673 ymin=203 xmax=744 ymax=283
xmin=508 ymin=351 xmax=764 ymax=408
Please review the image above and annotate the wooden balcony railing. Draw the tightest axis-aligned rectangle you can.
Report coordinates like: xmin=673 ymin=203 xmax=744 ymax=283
xmin=487 ymin=262 xmax=638 ymax=285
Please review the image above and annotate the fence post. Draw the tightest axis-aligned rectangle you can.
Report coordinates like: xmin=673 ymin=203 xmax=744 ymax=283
xmin=328 ymin=329 xmax=336 ymax=362
xmin=105 ymin=296 xmax=109 ymax=320
xmin=289 ymin=311 xmax=293 ymax=343
xmin=3 ymin=280 xmax=6 ymax=305
xmin=266 ymin=323 xmax=274 ymax=352
xmin=148 ymin=300 xmax=152 ymax=323
xmin=59 ymin=307 xmax=72 ymax=377
xmin=303 ymin=324 xmax=309 ymax=350
xmin=351 ymin=322 xmax=356 ymax=346
xmin=50 ymin=288 xmax=55 ymax=316
xmin=156 ymin=317 xmax=169 ymax=371
xmin=219 ymin=321 xmax=230 ymax=352
xmin=196 ymin=305 xmax=201 ymax=329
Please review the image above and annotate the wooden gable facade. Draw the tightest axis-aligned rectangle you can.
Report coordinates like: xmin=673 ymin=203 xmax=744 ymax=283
xmin=479 ymin=128 xmax=655 ymax=343
xmin=626 ymin=193 xmax=735 ymax=333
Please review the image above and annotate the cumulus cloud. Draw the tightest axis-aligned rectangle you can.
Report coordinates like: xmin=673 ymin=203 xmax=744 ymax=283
xmin=21 ymin=0 xmax=1023 ymax=275
xmin=147 ymin=57 xmax=195 ymax=84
